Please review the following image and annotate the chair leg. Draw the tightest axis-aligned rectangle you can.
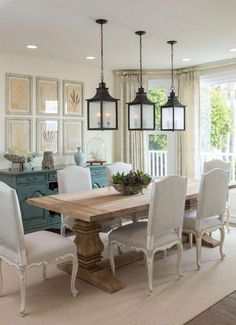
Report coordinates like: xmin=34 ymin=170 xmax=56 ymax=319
xmin=195 ymin=235 xmax=202 ymax=270
xmin=146 ymin=253 xmax=154 ymax=294
xmin=219 ymin=227 xmax=226 ymax=259
xmin=108 ymin=242 xmax=115 ymax=275
xmin=226 ymin=207 xmax=230 ymax=233
xmin=189 ymin=233 xmax=193 ymax=249
xmin=0 ymin=258 xmax=3 ymax=296
xmin=19 ymin=265 xmax=27 ymax=316
xmin=70 ymin=256 xmax=78 ymax=298
xmin=61 ymin=224 xmax=67 ymax=237
xmin=43 ymin=263 xmax=47 ymax=281
xmin=176 ymin=243 xmax=183 ymax=279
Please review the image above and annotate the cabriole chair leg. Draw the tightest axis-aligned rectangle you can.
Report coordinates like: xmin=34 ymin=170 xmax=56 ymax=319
xmin=71 ymin=256 xmax=78 ymax=298
xmin=108 ymin=242 xmax=116 ymax=275
xmin=146 ymin=253 xmax=154 ymax=294
xmin=219 ymin=227 xmax=225 ymax=259
xmin=195 ymin=235 xmax=202 ymax=270
xmin=19 ymin=265 xmax=27 ymax=316
xmin=176 ymin=243 xmax=183 ymax=278
xmin=189 ymin=233 xmax=193 ymax=249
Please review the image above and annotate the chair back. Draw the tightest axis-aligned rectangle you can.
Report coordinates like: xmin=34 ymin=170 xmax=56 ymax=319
xmin=0 ymin=182 xmax=25 ymax=263
xmin=197 ymin=168 xmax=229 ymax=219
xmin=107 ymin=162 xmax=132 ymax=184
xmin=203 ymin=159 xmax=231 ymax=173
xmin=147 ymin=176 xmax=187 ymax=239
xmin=57 ymin=165 xmax=92 ymax=194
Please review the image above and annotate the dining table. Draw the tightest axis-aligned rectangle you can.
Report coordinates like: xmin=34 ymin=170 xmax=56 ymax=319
xmin=27 ymin=180 xmax=236 ymax=294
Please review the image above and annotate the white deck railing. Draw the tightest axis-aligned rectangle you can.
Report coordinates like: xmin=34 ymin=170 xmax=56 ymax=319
xmin=148 ymin=150 xmax=167 ymax=178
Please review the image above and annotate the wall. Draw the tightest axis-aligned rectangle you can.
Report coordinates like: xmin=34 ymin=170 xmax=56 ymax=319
xmin=0 ymin=51 xmax=115 ymax=169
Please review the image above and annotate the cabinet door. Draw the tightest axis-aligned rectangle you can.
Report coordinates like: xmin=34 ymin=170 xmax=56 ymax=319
xmin=17 ymin=184 xmax=48 ymax=232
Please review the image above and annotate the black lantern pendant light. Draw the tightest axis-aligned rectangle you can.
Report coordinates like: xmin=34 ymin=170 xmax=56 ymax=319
xmin=87 ymin=19 xmax=119 ymax=130
xmin=160 ymin=41 xmax=186 ymax=131
xmin=127 ymin=31 xmax=155 ymax=130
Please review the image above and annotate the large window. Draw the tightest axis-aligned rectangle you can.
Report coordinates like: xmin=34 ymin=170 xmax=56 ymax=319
xmin=200 ymin=79 xmax=236 ymax=179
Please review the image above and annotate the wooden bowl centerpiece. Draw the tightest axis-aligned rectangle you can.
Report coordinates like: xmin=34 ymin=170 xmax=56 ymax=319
xmin=111 ymin=170 xmax=152 ymax=195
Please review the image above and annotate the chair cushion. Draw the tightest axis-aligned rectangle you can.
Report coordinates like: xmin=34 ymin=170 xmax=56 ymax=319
xmin=109 ymin=221 xmax=179 ymax=249
xmin=183 ymin=210 xmax=222 ymax=231
xmin=25 ymin=231 xmax=77 ymax=264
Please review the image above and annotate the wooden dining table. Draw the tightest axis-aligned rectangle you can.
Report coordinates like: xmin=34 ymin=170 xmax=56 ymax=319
xmin=27 ymin=180 xmax=236 ymax=293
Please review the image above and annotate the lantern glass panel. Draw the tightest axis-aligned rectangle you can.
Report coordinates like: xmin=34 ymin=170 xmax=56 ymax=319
xmin=102 ymin=101 xmax=116 ymax=129
xmin=129 ymin=104 xmax=141 ymax=129
xmin=174 ymin=106 xmax=184 ymax=130
xmin=88 ymin=101 xmax=101 ymax=129
xmin=161 ymin=106 xmax=173 ymax=130
xmin=142 ymin=104 xmax=154 ymax=129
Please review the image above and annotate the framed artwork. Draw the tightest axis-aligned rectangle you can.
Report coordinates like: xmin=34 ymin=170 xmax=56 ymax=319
xmin=63 ymin=120 xmax=83 ymax=155
xmin=63 ymin=80 xmax=83 ymax=116
xmin=6 ymin=117 xmax=32 ymax=153
xmin=36 ymin=118 xmax=60 ymax=154
xmin=36 ymin=77 xmax=60 ymax=115
xmin=6 ymin=73 xmax=32 ymax=115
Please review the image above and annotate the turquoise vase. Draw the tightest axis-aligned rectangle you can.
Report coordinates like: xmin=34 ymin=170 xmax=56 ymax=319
xmin=74 ymin=147 xmax=85 ymax=166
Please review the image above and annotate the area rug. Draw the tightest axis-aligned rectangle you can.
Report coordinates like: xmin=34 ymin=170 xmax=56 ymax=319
xmin=1 ymin=228 xmax=236 ymax=325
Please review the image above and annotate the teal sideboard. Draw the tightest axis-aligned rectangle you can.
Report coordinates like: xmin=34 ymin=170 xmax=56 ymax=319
xmin=0 ymin=165 xmax=108 ymax=234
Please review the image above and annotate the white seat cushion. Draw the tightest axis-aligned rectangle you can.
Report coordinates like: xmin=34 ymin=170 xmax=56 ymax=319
xmin=109 ymin=222 xmax=179 ymax=249
xmin=25 ymin=231 xmax=77 ymax=264
xmin=183 ymin=210 xmax=222 ymax=231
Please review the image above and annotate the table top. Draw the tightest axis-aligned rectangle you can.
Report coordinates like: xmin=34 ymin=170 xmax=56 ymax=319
xmin=27 ymin=180 xmax=236 ymax=223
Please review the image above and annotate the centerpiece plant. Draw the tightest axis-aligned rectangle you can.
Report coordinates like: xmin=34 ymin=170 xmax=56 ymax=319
xmin=111 ymin=170 xmax=152 ymax=195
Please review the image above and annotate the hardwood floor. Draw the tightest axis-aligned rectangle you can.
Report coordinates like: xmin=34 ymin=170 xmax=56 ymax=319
xmin=186 ymin=291 xmax=236 ymax=325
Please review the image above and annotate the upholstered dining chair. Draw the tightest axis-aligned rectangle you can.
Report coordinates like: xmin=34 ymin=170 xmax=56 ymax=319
xmin=108 ymin=175 xmax=187 ymax=293
xmin=0 ymin=182 xmax=78 ymax=316
xmin=57 ymin=165 xmax=92 ymax=236
xmin=183 ymin=168 xmax=229 ymax=270
xmin=203 ymin=159 xmax=231 ymax=232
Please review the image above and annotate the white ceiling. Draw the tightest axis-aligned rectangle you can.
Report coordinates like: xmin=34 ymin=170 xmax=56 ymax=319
xmin=0 ymin=0 xmax=236 ymax=70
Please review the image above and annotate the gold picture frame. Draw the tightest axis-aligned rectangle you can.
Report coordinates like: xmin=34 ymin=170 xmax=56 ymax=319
xmin=6 ymin=73 xmax=33 ymax=115
xmin=63 ymin=80 xmax=83 ymax=116
xmin=36 ymin=118 xmax=60 ymax=154
xmin=6 ymin=117 xmax=32 ymax=153
xmin=63 ymin=119 xmax=84 ymax=155
xmin=36 ymin=77 xmax=60 ymax=115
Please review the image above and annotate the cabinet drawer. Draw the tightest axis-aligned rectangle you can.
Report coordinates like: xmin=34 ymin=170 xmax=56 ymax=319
xmin=16 ymin=174 xmax=47 ymax=185
xmin=48 ymin=172 xmax=57 ymax=182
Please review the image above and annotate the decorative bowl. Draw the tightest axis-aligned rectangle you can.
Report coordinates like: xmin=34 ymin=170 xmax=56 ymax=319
xmin=112 ymin=183 xmax=146 ymax=195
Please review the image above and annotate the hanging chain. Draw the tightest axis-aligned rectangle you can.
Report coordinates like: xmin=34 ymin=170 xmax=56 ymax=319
xmin=139 ymin=33 xmax=143 ymax=88
xmin=100 ymin=22 xmax=104 ymax=83
xmin=171 ymin=42 xmax=175 ymax=92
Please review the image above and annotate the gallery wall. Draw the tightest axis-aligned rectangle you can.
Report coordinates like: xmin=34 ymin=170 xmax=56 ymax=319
xmin=0 ymin=51 xmax=115 ymax=169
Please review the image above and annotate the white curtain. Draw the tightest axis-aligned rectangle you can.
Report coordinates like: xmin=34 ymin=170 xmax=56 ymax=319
xmin=176 ymin=67 xmax=200 ymax=178
xmin=113 ymin=72 xmax=146 ymax=170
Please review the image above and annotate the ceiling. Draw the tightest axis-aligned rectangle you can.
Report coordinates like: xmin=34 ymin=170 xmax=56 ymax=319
xmin=0 ymin=0 xmax=236 ymax=70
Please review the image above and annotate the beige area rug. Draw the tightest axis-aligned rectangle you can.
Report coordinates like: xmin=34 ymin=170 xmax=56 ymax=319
xmin=1 ymin=229 xmax=236 ymax=325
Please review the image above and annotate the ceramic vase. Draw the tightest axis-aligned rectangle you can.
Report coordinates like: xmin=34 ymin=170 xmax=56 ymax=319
xmin=74 ymin=147 xmax=85 ymax=166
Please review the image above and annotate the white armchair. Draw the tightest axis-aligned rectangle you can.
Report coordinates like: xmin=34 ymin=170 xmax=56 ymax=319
xmin=183 ymin=168 xmax=229 ymax=269
xmin=108 ymin=175 xmax=187 ymax=293
xmin=0 ymin=182 xmax=78 ymax=316
xmin=203 ymin=159 xmax=231 ymax=232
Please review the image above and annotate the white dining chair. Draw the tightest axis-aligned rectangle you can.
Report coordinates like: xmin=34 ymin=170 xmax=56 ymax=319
xmin=57 ymin=165 xmax=120 ymax=234
xmin=57 ymin=165 xmax=92 ymax=236
xmin=203 ymin=159 xmax=231 ymax=232
xmin=0 ymin=182 xmax=78 ymax=316
xmin=108 ymin=175 xmax=187 ymax=293
xmin=183 ymin=168 xmax=229 ymax=269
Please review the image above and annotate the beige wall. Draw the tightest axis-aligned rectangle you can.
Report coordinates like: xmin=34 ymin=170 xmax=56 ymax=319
xmin=0 ymin=51 xmax=115 ymax=169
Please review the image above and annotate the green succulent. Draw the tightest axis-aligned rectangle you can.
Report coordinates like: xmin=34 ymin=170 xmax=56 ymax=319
xmin=111 ymin=170 xmax=152 ymax=187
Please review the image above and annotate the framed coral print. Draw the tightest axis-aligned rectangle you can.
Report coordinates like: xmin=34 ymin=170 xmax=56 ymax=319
xmin=36 ymin=77 xmax=60 ymax=115
xmin=63 ymin=80 xmax=83 ymax=116
xmin=36 ymin=118 xmax=60 ymax=154
xmin=6 ymin=117 xmax=32 ymax=153
xmin=63 ymin=120 xmax=83 ymax=155
xmin=6 ymin=73 xmax=32 ymax=115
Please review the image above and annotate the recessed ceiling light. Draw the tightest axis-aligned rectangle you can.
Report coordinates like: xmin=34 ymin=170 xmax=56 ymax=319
xmin=229 ymin=48 xmax=236 ymax=52
xmin=86 ymin=56 xmax=95 ymax=60
xmin=26 ymin=45 xmax=38 ymax=49
xmin=182 ymin=58 xmax=191 ymax=62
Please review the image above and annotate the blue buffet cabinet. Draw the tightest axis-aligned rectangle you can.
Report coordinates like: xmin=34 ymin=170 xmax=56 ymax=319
xmin=0 ymin=165 xmax=108 ymax=233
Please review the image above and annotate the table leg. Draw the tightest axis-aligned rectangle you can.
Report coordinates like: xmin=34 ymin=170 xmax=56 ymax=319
xmin=58 ymin=219 xmax=143 ymax=293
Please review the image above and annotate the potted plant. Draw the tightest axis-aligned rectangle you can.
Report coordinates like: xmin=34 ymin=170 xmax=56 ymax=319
xmin=111 ymin=170 xmax=152 ymax=195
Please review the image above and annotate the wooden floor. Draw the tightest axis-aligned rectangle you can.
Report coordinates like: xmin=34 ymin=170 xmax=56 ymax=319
xmin=186 ymin=291 xmax=236 ymax=324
